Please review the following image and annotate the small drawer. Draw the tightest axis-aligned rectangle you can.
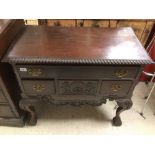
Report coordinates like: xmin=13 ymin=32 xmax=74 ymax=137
xmin=17 ymin=65 xmax=140 ymax=79
xmin=0 ymin=90 xmax=7 ymax=102
xmin=100 ymin=81 xmax=133 ymax=96
xmin=0 ymin=105 xmax=14 ymax=118
xmin=22 ymin=80 xmax=55 ymax=95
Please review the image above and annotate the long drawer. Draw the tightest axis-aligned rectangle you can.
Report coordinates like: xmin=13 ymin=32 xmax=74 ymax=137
xmin=0 ymin=105 xmax=14 ymax=117
xmin=17 ymin=65 xmax=140 ymax=79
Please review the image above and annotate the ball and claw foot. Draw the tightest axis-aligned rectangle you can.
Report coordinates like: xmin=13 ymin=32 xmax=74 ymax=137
xmin=112 ymin=99 xmax=133 ymax=126
xmin=112 ymin=116 xmax=122 ymax=126
xmin=26 ymin=111 xmax=37 ymax=126
xmin=19 ymin=99 xmax=38 ymax=126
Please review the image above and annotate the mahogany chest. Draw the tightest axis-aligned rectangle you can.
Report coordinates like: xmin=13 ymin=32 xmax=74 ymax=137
xmin=3 ymin=26 xmax=152 ymax=126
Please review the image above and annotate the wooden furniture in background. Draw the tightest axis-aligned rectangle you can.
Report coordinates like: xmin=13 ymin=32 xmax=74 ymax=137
xmin=24 ymin=19 xmax=38 ymax=25
xmin=37 ymin=19 xmax=155 ymax=47
xmin=3 ymin=26 xmax=152 ymax=126
xmin=0 ymin=20 xmax=25 ymax=126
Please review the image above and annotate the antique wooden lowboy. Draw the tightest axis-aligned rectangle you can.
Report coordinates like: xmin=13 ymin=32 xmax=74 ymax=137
xmin=0 ymin=19 xmax=25 ymax=126
xmin=2 ymin=25 xmax=152 ymax=126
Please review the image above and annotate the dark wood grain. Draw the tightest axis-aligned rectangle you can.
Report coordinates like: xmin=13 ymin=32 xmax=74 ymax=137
xmin=4 ymin=26 xmax=152 ymax=63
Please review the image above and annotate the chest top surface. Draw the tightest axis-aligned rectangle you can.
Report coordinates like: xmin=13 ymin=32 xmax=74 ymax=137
xmin=3 ymin=26 xmax=152 ymax=65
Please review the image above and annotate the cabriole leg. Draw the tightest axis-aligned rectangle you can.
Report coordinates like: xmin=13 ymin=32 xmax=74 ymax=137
xmin=112 ymin=99 xmax=133 ymax=126
xmin=19 ymin=99 xmax=37 ymax=126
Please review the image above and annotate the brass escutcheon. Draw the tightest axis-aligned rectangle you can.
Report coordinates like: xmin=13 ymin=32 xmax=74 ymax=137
xmin=28 ymin=68 xmax=42 ymax=76
xmin=33 ymin=84 xmax=45 ymax=92
xmin=111 ymin=84 xmax=122 ymax=92
xmin=115 ymin=69 xmax=128 ymax=78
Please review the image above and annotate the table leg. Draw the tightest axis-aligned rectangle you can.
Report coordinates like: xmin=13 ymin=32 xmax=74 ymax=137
xmin=19 ymin=99 xmax=37 ymax=126
xmin=112 ymin=98 xmax=133 ymax=126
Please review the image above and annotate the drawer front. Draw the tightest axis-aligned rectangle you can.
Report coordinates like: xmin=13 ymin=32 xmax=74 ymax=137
xmin=58 ymin=80 xmax=98 ymax=96
xmin=0 ymin=105 xmax=14 ymax=117
xmin=0 ymin=90 xmax=7 ymax=103
xmin=100 ymin=81 xmax=133 ymax=96
xmin=17 ymin=65 xmax=139 ymax=79
xmin=22 ymin=80 xmax=55 ymax=95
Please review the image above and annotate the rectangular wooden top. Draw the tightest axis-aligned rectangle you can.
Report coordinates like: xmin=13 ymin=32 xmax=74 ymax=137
xmin=3 ymin=26 xmax=152 ymax=65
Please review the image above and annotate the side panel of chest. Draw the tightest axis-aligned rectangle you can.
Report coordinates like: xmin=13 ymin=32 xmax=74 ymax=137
xmin=0 ymin=19 xmax=25 ymax=126
xmin=0 ymin=63 xmax=24 ymax=126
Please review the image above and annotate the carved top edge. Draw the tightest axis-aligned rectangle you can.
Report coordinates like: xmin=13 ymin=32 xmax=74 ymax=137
xmin=2 ymin=57 xmax=153 ymax=65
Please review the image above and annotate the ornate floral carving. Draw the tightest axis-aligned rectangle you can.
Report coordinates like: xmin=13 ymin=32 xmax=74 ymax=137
xmin=40 ymin=95 xmax=55 ymax=104
xmin=55 ymin=100 xmax=103 ymax=106
xmin=108 ymin=94 xmax=118 ymax=101
xmin=115 ymin=99 xmax=133 ymax=110
xmin=59 ymin=80 xmax=98 ymax=95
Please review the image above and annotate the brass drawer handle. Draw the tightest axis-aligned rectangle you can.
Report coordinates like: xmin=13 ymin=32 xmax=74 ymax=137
xmin=115 ymin=70 xmax=128 ymax=78
xmin=33 ymin=84 xmax=45 ymax=92
xmin=28 ymin=68 xmax=42 ymax=76
xmin=111 ymin=84 xmax=122 ymax=92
